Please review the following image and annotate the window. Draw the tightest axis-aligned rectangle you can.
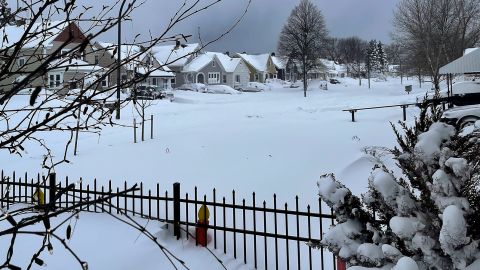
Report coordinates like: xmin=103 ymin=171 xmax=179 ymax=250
xmin=222 ymin=75 xmax=227 ymax=84
xmin=94 ymin=55 xmax=99 ymax=65
xmin=212 ymin=61 xmax=216 ymax=67
xmin=208 ymin=72 xmax=220 ymax=84
xmin=152 ymin=78 xmax=157 ymax=86
xmin=163 ymin=79 xmax=168 ymax=89
xmin=18 ymin=58 xmax=25 ymax=67
xmin=235 ymin=75 xmax=240 ymax=83
xmin=101 ymin=75 xmax=108 ymax=87
xmin=49 ymin=73 xmax=62 ymax=88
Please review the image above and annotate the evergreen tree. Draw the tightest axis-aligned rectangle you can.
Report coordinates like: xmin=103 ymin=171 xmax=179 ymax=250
xmin=366 ymin=40 xmax=380 ymax=75
xmin=315 ymin=106 xmax=480 ymax=269
xmin=377 ymin=42 xmax=388 ymax=73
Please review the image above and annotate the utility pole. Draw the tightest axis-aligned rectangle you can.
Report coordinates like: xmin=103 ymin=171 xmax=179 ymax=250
xmin=116 ymin=1 xmax=126 ymax=120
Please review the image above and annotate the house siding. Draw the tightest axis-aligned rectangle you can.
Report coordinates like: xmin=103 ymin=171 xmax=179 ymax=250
xmin=230 ymin=60 xmax=250 ymax=88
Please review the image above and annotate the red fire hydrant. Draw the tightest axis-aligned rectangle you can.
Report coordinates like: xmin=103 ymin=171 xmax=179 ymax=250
xmin=337 ymin=258 xmax=346 ymax=270
xmin=195 ymin=204 xmax=210 ymax=247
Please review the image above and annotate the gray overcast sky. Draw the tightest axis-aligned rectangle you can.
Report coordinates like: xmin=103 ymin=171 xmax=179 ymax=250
xmin=9 ymin=0 xmax=400 ymax=53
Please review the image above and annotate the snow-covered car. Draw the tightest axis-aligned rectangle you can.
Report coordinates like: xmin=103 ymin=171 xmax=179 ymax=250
xmin=421 ymin=81 xmax=480 ymax=106
xmin=440 ymin=104 xmax=480 ymax=129
xmin=237 ymin=82 xmax=269 ymax=92
xmin=153 ymin=86 xmax=175 ymax=101
xmin=329 ymin=78 xmax=341 ymax=84
xmin=205 ymin=85 xmax=241 ymax=95
xmin=176 ymin=83 xmax=207 ymax=92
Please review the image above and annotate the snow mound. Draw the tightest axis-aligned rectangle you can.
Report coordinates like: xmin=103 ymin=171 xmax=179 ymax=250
xmin=389 ymin=216 xmax=424 ymax=239
xmin=392 ymin=257 xmax=418 ymax=270
xmin=176 ymin=83 xmax=207 ymax=92
xmin=415 ymin=123 xmax=455 ymax=161
xmin=205 ymin=85 xmax=241 ymax=95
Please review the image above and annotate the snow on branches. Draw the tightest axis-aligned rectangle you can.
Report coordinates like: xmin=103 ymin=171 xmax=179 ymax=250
xmin=317 ymin=108 xmax=480 ymax=269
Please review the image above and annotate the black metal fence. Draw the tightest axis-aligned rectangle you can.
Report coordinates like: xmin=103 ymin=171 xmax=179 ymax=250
xmin=0 ymin=171 xmax=337 ymax=270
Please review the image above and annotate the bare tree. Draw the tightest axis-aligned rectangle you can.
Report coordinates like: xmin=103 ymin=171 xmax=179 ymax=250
xmin=337 ymin=37 xmax=367 ymax=85
xmin=278 ymin=0 xmax=328 ymax=97
xmin=393 ymin=0 xmax=480 ymax=92
xmin=0 ymin=0 xmax=252 ymax=268
xmin=324 ymin=37 xmax=342 ymax=64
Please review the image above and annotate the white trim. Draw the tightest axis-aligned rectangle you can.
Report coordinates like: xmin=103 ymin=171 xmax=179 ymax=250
xmin=48 ymin=72 xmax=64 ymax=89
xmin=208 ymin=72 xmax=220 ymax=84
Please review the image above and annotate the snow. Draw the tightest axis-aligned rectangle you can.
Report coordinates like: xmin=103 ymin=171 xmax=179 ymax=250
xmin=439 ymin=205 xmax=469 ymax=249
xmin=271 ymin=56 xmax=287 ymax=69
xmin=415 ymin=122 xmax=456 ymax=162
xmin=1 ymin=77 xmax=435 ymax=269
xmin=182 ymin=52 xmax=240 ymax=73
xmin=236 ymin=53 xmax=271 ymax=72
xmin=151 ymin=43 xmax=200 ymax=68
xmin=135 ymin=66 xmax=175 ymax=77
xmin=205 ymin=85 xmax=240 ymax=95
xmin=392 ymin=257 xmax=418 ymax=270
xmin=49 ymin=58 xmax=104 ymax=72
xmin=389 ymin=217 xmax=424 ymax=239
xmin=175 ymin=83 xmax=207 ymax=92
xmin=0 ymin=211 xmax=248 ymax=270
xmin=357 ymin=243 xmax=384 ymax=265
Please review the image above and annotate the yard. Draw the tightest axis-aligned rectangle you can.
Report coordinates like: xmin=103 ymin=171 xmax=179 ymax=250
xmin=0 ymin=77 xmax=430 ymax=269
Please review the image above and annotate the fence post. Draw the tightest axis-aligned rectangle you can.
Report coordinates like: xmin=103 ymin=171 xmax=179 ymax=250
xmin=173 ymin=182 xmax=181 ymax=239
xmin=49 ymin=173 xmax=56 ymax=210
xmin=402 ymin=105 xmax=407 ymax=121
xmin=133 ymin=118 xmax=137 ymax=143
xmin=150 ymin=115 xmax=153 ymax=140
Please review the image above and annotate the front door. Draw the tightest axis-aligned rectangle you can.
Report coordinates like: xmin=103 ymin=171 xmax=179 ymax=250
xmin=197 ymin=73 xmax=205 ymax=84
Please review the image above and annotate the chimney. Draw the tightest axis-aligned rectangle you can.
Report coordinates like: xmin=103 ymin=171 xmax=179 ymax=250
xmin=225 ymin=51 xmax=230 ymax=56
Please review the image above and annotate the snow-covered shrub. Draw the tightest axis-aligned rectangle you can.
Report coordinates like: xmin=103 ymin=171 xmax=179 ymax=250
xmin=316 ymin=106 xmax=480 ymax=269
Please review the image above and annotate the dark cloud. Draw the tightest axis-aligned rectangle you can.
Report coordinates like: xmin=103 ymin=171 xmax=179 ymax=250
xmin=8 ymin=0 xmax=400 ymax=54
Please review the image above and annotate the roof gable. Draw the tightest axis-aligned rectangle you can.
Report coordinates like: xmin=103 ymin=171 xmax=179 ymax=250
xmin=53 ymin=22 xmax=87 ymax=44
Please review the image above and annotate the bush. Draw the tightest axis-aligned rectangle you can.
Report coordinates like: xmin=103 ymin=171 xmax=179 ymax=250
xmin=316 ymin=106 xmax=480 ymax=269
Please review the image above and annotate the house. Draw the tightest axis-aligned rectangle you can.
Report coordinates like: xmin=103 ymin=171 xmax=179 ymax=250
xmin=234 ymin=53 xmax=277 ymax=82
xmin=151 ymin=43 xmax=200 ymax=87
xmin=285 ymin=58 xmax=329 ymax=81
xmin=93 ymin=42 xmax=175 ymax=89
xmin=181 ymin=52 xmax=250 ymax=89
xmin=47 ymin=58 xmax=105 ymax=94
xmin=0 ymin=20 xmax=99 ymax=93
xmin=320 ymin=59 xmax=347 ymax=78
xmin=271 ymin=53 xmax=287 ymax=81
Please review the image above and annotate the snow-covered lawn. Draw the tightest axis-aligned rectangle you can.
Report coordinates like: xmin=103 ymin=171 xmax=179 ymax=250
xmin=1 ymin=77 xmax=431 ymax=269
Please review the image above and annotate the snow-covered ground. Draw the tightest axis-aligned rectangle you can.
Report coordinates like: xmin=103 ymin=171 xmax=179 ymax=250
xmin=1 ymin=77 xmax=431 ymax=269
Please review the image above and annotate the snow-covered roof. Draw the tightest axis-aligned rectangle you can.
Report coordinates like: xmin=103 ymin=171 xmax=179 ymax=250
xmin=440 ymin=48 xmax=480 ymax=74
xmin=236 ymin=53 xmax=271 ymax=72
xmin=183 ymin=52 xmax=241 ymax=73
xmin=135 ymin=66 xmax=175 ymax=77
xmin=97 ymin=42 xmax=142 ymax=66
xmin=0 ymin=20 xmax=71 ymax=49
xmin=464 ymin=48 xmax=478 ymax=55
xmin=49 ymin=58 xmax=103 ymax=72
xmin=271 ymin=56 xmax=287 ymax=69
xmin=151 ymin=43 xmax=200 ymax=68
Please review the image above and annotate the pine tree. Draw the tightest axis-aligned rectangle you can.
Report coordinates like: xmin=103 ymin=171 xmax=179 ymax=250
xmin=377 ymin=42 xmax=388 ymax=73
xmin=315 ymin=106 xmax=480 ymax=269
xmin=366 ymin=40 xmax=380 ymax=75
